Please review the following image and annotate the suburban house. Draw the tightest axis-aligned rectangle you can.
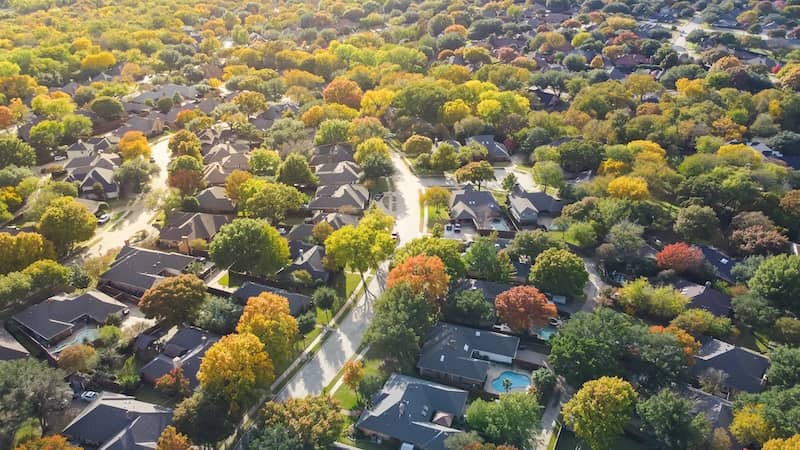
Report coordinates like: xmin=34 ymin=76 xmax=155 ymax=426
xmin=63 ymin=393 xmax=172 ymax=449
xmin=690 ymin=337 xmax=770 ymax=395
xmin=507 ymin=185 xmax=563 ymax=229
xmin=0 ymin=328 xmax=29 ymax=360
xmin=98 ymin=246 xmax=206 ymax=299
xmin=202 ymin=162 xmax=231 ymax=186
xmin=466 ymin=135 xmax=511 ymax=162
xmin=195 ymin=186 xmax=236 ymax=214
xmin=231 ymin=282 xmax=312 ymax=316
xmin=308 ymin=184 xmax=370 ymax=213
xmin=64 ymin=153 xmax=122 ymax=200
xmin=698 ymin=246 xmax=738 ymax=284
xmin=112 ymin=113 xmax=165 ymax=138
xmin=417 ymin=323 xmax=520 ymax=391
xmin=315 ymin=160 xmax=362 ymax=185
xmin=131 ymin=83 xmax=198 ymax=104
xmin=277 ymin=243 xmax=330 ymax=284
xmin=139 ymin=327 xmax=219 ymax=390
xmin=158 ymin=211 xmax=233 ymax=250
xmin=309 ymin=143 xmax=355 ymax=165
xmin=11 ymin=291 xmax=126 ymax=349
xmin=673 ymin=279 xmax=732 ymax=317
xmin=676 ymin=385 xmax=743 ymax=450
xmin=450 ymin=184 xmax=506 ymax=232
xmin=286 ymin=211 xmax=359 ymax=243
xmin=356 ymin=373 xmax=468 ymax=450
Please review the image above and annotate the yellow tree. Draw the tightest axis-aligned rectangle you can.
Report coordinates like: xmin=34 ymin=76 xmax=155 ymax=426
xmin=156 ymin=426 xmax=191 ymax=450
xmin=763 ymin=435 xmax=800 ymax=450
xmin=197 ymin=333 xmax=274 ymax=413
xmin=342 ymin=360 xmax=365 ymax=396
xmin=80 ymin=52 xmax=117 ymax=72
xmin=563 ymin=377 xmax=638 ymax=450
xmin=607 ymin=176 xmax=650 ymax=200
xmin=360 ymin=89 xmax=395 ymax=117
xmin=224 ymin=169 xmax=252 ymax=202
xmin=420 ymin=186 xmax=450 ymax=211
xmin=730 ymin=404 xmax=774 ymax=446
xmin=15 ymin=435 xmax=80 ymax=450
xmin=236 ymin=292 xmax=299 ymax=369
xmin=118 ymin=131 xmax=152 ymax=160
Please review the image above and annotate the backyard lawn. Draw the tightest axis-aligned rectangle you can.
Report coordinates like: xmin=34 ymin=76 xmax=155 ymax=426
xmin=426 ymin=205 xmax=449 ymax=229
xmin=331 ymin=347 xmax=385 ymax=410
xmin=217 ymin=271 xmax=244 ymax=289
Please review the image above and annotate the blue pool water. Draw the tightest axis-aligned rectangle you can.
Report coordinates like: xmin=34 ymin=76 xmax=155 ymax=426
xmin=533 ymin=325 xmax=558 ymax=341
xmin=491 ymin=371 xmax=531 ymax=392
xmin=53 ymin=327 xmax=100 ymax=354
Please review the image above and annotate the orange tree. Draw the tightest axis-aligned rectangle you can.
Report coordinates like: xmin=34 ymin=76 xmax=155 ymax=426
xmin=495 ymin=286 xmax=558 ymax=333
xmin=656 ymin=242 xmax=704 ymax=274
xmin=387 ymin=254 xmax=450 ymax=308
xmin=236 ymin=292 xmax=299 ymax=369
xmin=15 ymin=435 xmax=80 ymax=450
xmin=156 ymin=426 xmax=191 ymax=450
xmin=118 ymin=131 xmax=151 ymax=160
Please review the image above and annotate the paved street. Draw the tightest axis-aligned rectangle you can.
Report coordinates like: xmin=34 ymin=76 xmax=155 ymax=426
xmin=80 ymin=136 xmax=170 ymax=258
xmin=274 ymin=151 xmax=424 ymax=400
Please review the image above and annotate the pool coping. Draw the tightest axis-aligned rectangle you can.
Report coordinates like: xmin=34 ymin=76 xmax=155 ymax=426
xmin=484 ymin=364 xmax=531 ymax=395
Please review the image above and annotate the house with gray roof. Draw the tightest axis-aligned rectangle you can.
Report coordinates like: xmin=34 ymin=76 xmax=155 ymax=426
xmin=195 ymin=186 xmax=236 ymax=214
xmin=139 ymin=327 xmax=218 ymax=390
xmin=0 ymin=327 xmax=29 ymax=361
xmin=676 ymin=385 xmax=742 ymax=450
xmin=158 ymin=211 xmax=233 ymax=249
xmin=466 ymin=135 xmax=511 ymax=162
xmin=65 ymin=153 xmax=122 ymax=200
xmin=356 ymin=373 xmax=468 ymax=450
xmin=673 ymin=279 xmax=732 ymax=317
xmin=231 ymin=282 xmax=312 ymax=316
xmin=277 ymin=244 xmax=331 ymax=284
xmin=99 ymin=246 xmax=204 ymax=299
xmin=11 ymin=291 xmax=126 ymax=348
xmin=63 ymin=392 xmax=172 ymax=450
xmin=309 ymin=143 xmax=355 ymax=166
xmin=418 ymin=323 xmax=519 ymax=390
xmin=507 ymin=185 xmax=563 ymax=228
xmin=202 ymin=162 xmax=231 ymax=186
xmin=308 ymin=184 xmax=370 ymax=213
xmin=690 ymin=337 xmax=770 ymax=395
xmin=450 ymin=184 xmax=504 ymax=231
xmin=315 ymin=160 xmax=362 ymax=185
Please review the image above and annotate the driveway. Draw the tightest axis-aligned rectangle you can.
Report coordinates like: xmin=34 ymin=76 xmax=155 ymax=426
xmin=389 ymin=151 xmax=424 ymax=244
xmin=78 ymin=136 xmax=170 ymax=259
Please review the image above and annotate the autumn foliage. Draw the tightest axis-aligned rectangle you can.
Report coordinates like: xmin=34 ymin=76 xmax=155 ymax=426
xmin=322 ymin=78 xmax=363 ymax=109
xmin=387 ymin=254 xmax=450 ymax=306
xmin=655 ymin=242 xmax=704 ymax=274
xmin=649 ymin=325 xmax=701 ymax=364
xmin=155 ymin=367 xmax=191 ymax=399
xmin=14 ymin=435 xmax=80 ymax=450
xmin=118 ymin=131 xmax=151 ymax=160
xmin=156 ymin=426 xmax=192 ymax=450
xmin=495 ymin=286 xmax=558 ymax=333
xmin=236 ymin=292 xmax=299 ymax=369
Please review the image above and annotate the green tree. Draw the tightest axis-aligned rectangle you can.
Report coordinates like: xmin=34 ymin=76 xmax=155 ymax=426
xmin=61 ymin=114 xmax=92 ymax=144
xmin=37 ymin=197 xmax=97 ymax=255
xmin=506 ymin=229 xmax=565 ymax=263
xmin=249 ymin=148 xmax=281 ymax=176
xmin=239 ymin=179 xmax=304 ymax=224
xmin=0 ymin=359 xmax=70 ymax=441
xmin=364 ymin=283 xmax=437 ymax=364
xmin=314 ymin=119 xmax=350 ymax=145
xmin=444 ymin=289 xmax=495 ymax=326
xmin=172 ymin=391 xmax=235 ymax=448
xmin=750 ymin=255 xmax=800 ymax=314
xmin=394 ymin=236 xmax=467 ymax=279
xmin=455 ymin=161 xmax=496 ymax=190
xmin=465 ymin=392 xmax=542 ymax=448
xmin=767 ymin=346 xmax=800 ymax=388
xmin=209 ymin=218 xmax=290 ymax=276
xmin=167 ymin=130 xmax=202 ymax=161
xmin=637 ymin=389 xmax=711 ymax=450
xmin=138 ymin=274 xmax=206 ymax=327
xmin=532 ymin=161 xmax=565 ymax=193
xmin=277 ymin=153 xmax=318 ymax=186
xmin=529 ymin=248 xmax=588 ymax=298
xmin=29 ymin=120 xmax=63 ymax=162
xmin=674 ymin=205 xmax=720 ymax=244
xmin=90 ymin=96 xmax=124 ymax=120
xmin=463 ymin=234 xmax=516 ymax=283
xmin=247 ymin=425 xmax=303 ymax=450
xmin=325 ymin=209 xmax=395 ymax=291
xmin=563 ymin=377 xmax=638 ymax=450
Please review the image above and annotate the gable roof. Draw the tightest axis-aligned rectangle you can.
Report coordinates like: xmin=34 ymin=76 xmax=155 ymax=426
xmin=0 ymin=327 xmax=29 ymax=360
xmin=308 ymin=184 xmax=369 ymax=211
xmin=450 ymin=184 xmax=502 ymax=226
xmin=63 ymin=393 xmax=172 ymax=450
xmin=418 ymin=323 xmax=519 ymax=383
xmin=12 ymin=291 xmax=126 ymax=342
xmin=697 ymin=246 xmax=737 ymax=283
xmin=309 ymin=143 xmax=355 ymax=165
xmin=132 ymin=83 xmax=198 ymax=103
xmin=195 ymin=186 xmax=236 ymax=213
xmin=509 ymin=186 xmax=563 ymax=216
xmin=673 ymin=279 xmax=732 ymax=317
xmin=315 ymin=160 xmax=362 ymax=185
xmin=456 ymin=278 xmax=513 ymax=304
xmin=691 ymin=337 xmax=770 ymax=393
xmin=357 ymin=373 xmax=468 ymax=450
xmin=231 ymin=282 xmax=311 ymax=316
xmin=466 ymin=135 xmax=511 ymax=162
xmin=140 ymin=327 xmax=219 ymax=390
xmin=99 ymin=246 xmax=199 ymax=295
xmin=278 ymin=245 xmax=330 ymax=282
xmin=159 ymin=211 xmax=233 ymax=242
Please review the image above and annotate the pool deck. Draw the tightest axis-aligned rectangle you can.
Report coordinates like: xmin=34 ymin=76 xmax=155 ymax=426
xmin=484 ymin=365 xmax=531 ymax=395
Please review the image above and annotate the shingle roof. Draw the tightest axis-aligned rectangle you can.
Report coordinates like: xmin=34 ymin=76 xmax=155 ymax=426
xmin=698 ymin=246 xmax=737 ymax=283
xmin=63 ymin=393 xmax=172 ymax=450
xmin=509 ymin=186 xmax=563 ymax=216
xmin=357 ymin=373 xmax=468 ymax=450
xmin=99 ymin=246 xmax=198 ymax=295
xmin=418 ymin=323 xmax=519 ymax=383
xmin=308 ymin=184 xmax=369 ymax=211
xmin=466 ymin=135 xmax=511 ymax=162
xmin=140 ymin=327 xmax=218 ymax=390
xmin=231 ymin=282 xmax=311 ymax=316
xmin=450 ymin=184 xmax=502 ymax=228
xmin=691 ymin=337 xmax=770 ymax=393
xmin=315 ymin=161 xmax=362 ymax=186
xmin=673 ymin=279 xmax=732 ymax=317
xmin=195 ymin=186 xmax=236 ymax=213
xmin=159 ymin=211 xmax=233 ymax=242
xmin=0 ymin=327 xmax=28 ymax=360
xmin=12 ymin=291 xmax=125 ymax=342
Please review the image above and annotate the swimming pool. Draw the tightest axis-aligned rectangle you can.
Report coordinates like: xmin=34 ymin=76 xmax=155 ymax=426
xmin=532 ymin=325 xmax=558 ymax=341
xmin=490 ymin=370 xmax=531 ymax=393
xmin=52 ymin=327 xmax=100 ymax=354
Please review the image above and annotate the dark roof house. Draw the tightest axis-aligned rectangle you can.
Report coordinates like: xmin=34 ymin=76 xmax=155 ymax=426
xmin=0 ymin=328 xmax=29 ymax=360
xmin=450 ymin=184 xmax=503 ymax=230
xmin=315 ymin=161 xmax=362 ymax=186
xmin=158 ymin=211 xmax=233 ymax=247
xmin=673 ymin=279 xmax=732 ymax=317
xmin=690 ymin=338 xmax=770 ymax=394
xmin=507 ymin=185 xmax=562 ymax=227
xmin=698 ymin=246 xmax=738 ymax=283
xmin=466 ymin=135 xmax=511 ymax=162
xmin=418 ymin=323 xmax=519 ymax=390
xmin=139 ymin=327 xmax=218 ymax=390
xmin=356 ymin=373 xmax=468 ymax=450
xmin=195 ymin=186 xmax=236 ymax=214
xmin=99 ymin=246 xmax=202 ymax=298
xmin=277 ymin=244 xmax=331 ymax=283
xmin=12 ymin=291 xmax=126 ymax=347
xmin=63 ymin=393 xmax=172 ymax=450
xmin=308 ymin=184 xmax=370 ymax=212
xmin=231 ymin=282 xmax=312 ymax=316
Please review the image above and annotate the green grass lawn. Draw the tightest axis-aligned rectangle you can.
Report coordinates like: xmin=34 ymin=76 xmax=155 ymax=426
xmin=546 ymin=230 xmax=580 ymax=247
xmin=345 ymin=272 xmax=363 ymax=299
xmin=736 ymin=327 xmax=771 ymax=353
xmin=217 ymin=271 xmax=244 ymax=288
xmin=134 ymin=384 xmax=178 ymax=408
xmin=330 ymin=347 xmax=385 ymax=411
xmin=426 ymin=205 xmax=448 ymax=229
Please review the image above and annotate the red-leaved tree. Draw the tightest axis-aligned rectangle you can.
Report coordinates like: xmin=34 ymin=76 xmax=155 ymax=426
xmin=387 ymin=254 xmax=450 ymax=308
xmin=495 ymin=285 xmax=557 ymax=333
xmin=655 ymin=242 xmax=704 ymax=274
